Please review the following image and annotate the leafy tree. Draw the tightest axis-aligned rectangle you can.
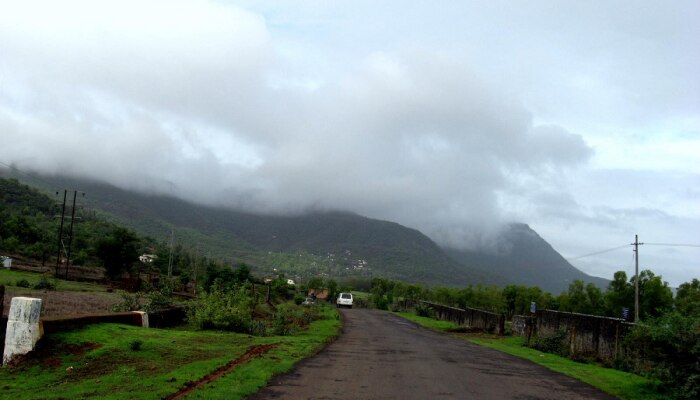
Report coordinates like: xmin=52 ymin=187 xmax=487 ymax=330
xmin=637 ymin=270 xmax=674 ymax=319
xmin=306 ymin=277 xmax=324 ymax=291
xmin=558 ymin=280 xmax=605 ymax=315
xmin=605 ymin=269 xmax=673 ymax=320
xmin=203 ymin=263 xmax=235 ymax=292
xmin=232 ymin=263 xmax=252 ymax=284
xmin=676 ymin=278 xmax=700 ymax=316
xmin=605 ymin=271 xmax=634 ymax=318
xmin=327 ymin=279 xmax=339 ymax=302
xmin=503 ymin=285 xmax=552 ymax=317
xmin=95 ymin=228 xmax=140 ymax=279
xmin=585 ymin=283 xmax=605 ymax=315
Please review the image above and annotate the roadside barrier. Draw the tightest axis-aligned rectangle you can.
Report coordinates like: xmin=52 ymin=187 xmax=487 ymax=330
xmin=513 ymin=309 xmax=634 ymax=361
xmin=420 ymin=301 xmax=505 ymax=334
xmin=2 ymin=299 xmax=186 ymax=366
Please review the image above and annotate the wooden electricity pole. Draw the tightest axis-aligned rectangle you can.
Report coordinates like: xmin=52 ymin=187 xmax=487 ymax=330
xmin=632 ymin=234 xmax=644 ymax=322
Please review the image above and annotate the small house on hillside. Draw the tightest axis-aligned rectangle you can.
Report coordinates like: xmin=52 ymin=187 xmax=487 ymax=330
xmin=308 ymin=288 xmax=329 ymax=300
xmin=139 ymin=254 xmax=157 ymax=263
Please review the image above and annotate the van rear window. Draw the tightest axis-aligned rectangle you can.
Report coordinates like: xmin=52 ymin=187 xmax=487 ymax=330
xmin=341 ymin=294 xmax=352 ymax=299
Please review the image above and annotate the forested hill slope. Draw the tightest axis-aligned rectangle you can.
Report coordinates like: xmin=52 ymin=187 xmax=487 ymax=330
xmin=3 ymin=171 xmax=608 ymax=292
xmin=3 ymin=173 xmax=503 ymax=287
xmin=443 ymin=223 xmax=609 ymax=294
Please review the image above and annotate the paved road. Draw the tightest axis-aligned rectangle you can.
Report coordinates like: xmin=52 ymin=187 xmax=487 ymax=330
xmin=249 ymin=309 xmax=616 ymax=400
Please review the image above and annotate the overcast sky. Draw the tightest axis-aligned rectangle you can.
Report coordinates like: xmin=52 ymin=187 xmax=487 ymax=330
xmin=1 ymin=0 xmax=698 ymax=286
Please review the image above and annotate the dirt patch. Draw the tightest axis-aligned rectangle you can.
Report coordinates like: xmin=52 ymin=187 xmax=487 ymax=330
xmin=3 ymin=289 xmax=120 ymax=318
xmin=5 ymin=338 xmax=102 ymax=370
xmin=163 ymin=344 xmax=276 ymax=400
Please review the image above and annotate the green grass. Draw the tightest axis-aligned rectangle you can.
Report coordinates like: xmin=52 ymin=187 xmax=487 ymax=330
xmin=186 ymin=305 xmax=341 ymax=399
xmin=0 ymin=305 xmax=340 ymax=399
xmin=0 ymin=269 xmax=106 ymax=293
xmin=395 ymin=311 xmax=462 ymax=331
xmin=350 ymin=291 xmax=369 ymax=300
xmin=395 ymin=311 xmax=663 ymax=400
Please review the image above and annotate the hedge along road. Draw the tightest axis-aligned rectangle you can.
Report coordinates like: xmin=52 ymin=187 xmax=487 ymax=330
xmin=249 ymin=308 xmax=616 ymax=400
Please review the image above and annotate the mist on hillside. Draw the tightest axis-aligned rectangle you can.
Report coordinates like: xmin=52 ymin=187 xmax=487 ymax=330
xmin=1 ymin=1 xmax=698 ymax=286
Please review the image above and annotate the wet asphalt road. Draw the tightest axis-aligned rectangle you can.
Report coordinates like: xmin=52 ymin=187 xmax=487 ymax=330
xmin=249 ymin=308 xmax=616 ymax=400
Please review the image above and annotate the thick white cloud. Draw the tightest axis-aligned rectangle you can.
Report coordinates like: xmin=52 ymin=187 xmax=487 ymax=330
xmin=1 ymin=0 xmax=698 ymax=285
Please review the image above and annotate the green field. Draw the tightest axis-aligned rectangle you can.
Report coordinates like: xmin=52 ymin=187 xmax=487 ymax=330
xmin=0 ymin=269 xmax=106 ymax=293
xmin=395 ymin=312 xmax=663 ymax=400
xmin=0 ymin=305 xmax=340 ymax=399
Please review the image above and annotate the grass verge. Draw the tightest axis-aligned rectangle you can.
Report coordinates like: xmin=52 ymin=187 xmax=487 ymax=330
xmin=395 ymin=311 xmax=663 ymax=400
xmin=0 ymin=305 xmax=340 ymax=399
xmin=0 ymin=268 xmax=105 ymax=292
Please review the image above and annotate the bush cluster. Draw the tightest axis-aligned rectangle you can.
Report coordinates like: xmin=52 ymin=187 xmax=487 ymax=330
xmin=187 ymin=283 xmax=253 ymax=332
xmin=111 ymin=291 xmax=143 ymax=312
xmin=33 ymin=277 xmax=56 ymax=291
xmin=270 ymin=303 xmax=319 ymax=336
xmin=414 ymin=302 xmax=434 ymax=318
xmin=530 ymin=329 xmax=569 ymax=357
xmin=620 ymin=312 xmax=700 ymax=399
xmin=15 ymin=279 xmax=31 ymax=288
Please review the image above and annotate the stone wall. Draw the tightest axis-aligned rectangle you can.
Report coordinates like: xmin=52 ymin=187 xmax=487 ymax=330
xmin=511 ymin=315 xmax=534 ymax=336
xmin=534 ymin=309 xmax=634 ymax=360
xmin=421 ymin=301 xmax=505 ymax=334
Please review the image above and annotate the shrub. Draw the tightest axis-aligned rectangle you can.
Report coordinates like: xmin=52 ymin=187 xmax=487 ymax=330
xmin=129 ymin=339 xmax=143 ymax=351
xmin=33 ymin=277 xmax=56 ymax=291
xmin=531 ymin=329 xmax=569 ymax=357
xmin=353 ymin=298 xmax=369 ymax=308
xmin=111 ymin=291 xmax=143 ymax=312
xmin=415 ymin=302 xmax=434 ymax=318
xmin=142 ymin=282 xmax=173 ymax=313
xmin=622 ymin=312 xmax=700 ymax=399
xmin=15 ymin=279 xmax=31 ymax=288
xmin=187 ymin=283 xmax=253 ymax=332
xmin=249 ymin=320 xmax=268 ymax=337
xmin=371 ymin=294 xmax=389 ymax=310
xmin=271 ymin=303 xmax=303 ymax=336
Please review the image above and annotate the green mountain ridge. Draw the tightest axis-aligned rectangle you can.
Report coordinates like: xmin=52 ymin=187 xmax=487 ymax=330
xmin=1 ymin=170 xmax=607 ymax=292
xmin=444 ymin=223 xmax=609 ymax=293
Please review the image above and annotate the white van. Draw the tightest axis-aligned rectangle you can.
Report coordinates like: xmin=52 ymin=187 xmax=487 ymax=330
xmin=336 ymin=292 xmax=353 ymax=308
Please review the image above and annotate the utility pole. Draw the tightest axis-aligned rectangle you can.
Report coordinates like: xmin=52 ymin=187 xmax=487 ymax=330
xmin=54 ymin=190 xmax=83 ymax=280
xmin=64 ymin=191 xmax=78 ymax=280
xmin=167 ymin=229 xmax=174 ymax=278
xmin=192 ymin=243 xmax=199 ymax=297
xmin=632 ymin=234 xmax=644 ymax=322
xmin=55 ymin=190 xmax=67 ymax=278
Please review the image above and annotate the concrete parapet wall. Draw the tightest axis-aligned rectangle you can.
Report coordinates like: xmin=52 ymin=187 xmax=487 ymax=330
xmin=41 ymin=312 xmax=145 ymax=334
xmin=40 ymin=306 xmax=186 ymax=333
xmin=535 ymin=309 xmax=634 ymax=360
xmin=147 ymin=306 xmax=186 ymax=328
xmin=421 ymin=301 xmax=505 ymax=334
xmin=512 ymin=315 xmax=534 ymax=336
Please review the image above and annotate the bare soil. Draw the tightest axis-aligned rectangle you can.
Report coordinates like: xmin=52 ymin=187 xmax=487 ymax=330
xmin=3 ymin=288 xmax=121 ymax=318
xmin=1 ymin=259 xmax=122 ymax=318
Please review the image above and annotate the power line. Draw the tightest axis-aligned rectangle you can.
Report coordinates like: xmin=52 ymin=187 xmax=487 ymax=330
xmin=0 ymin=161 xmax=58 ymax=191
xmin=645 ymin=243 xmax=700 ymax=248
xmin=566 ymin=244 xmax=630 ymax=261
